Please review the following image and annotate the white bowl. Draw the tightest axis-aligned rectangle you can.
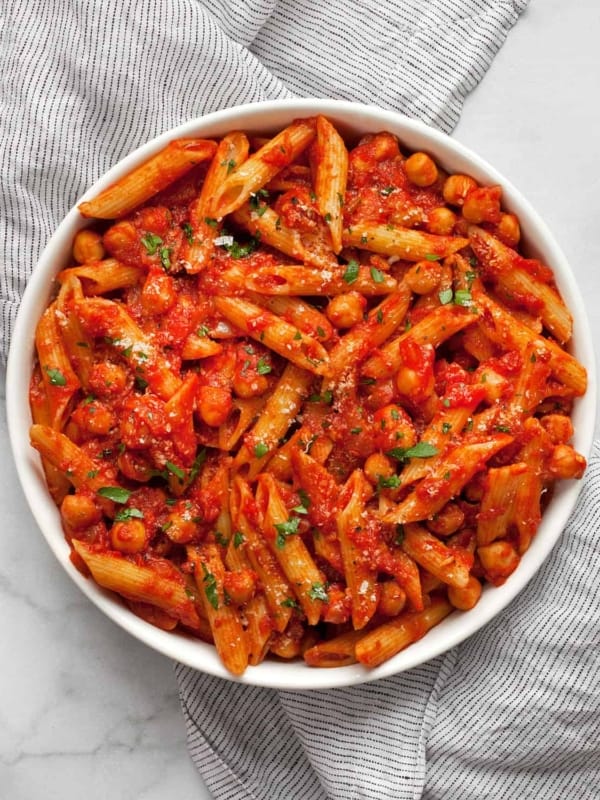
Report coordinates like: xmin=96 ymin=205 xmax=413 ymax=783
xmin=7 ymin=99 xmax=596 ymax=690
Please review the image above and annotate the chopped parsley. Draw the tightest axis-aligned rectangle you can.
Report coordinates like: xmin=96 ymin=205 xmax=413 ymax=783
xmin=140 ymin=233 xmax=163 ymax=255
xmin=233 ymin=531 xmax=245 ymax=548
xmin=454 ymin=289 xmax=473 ymax=307
xmin=377 ymin=474 xmax=402 ymax=491
xmin=256 ymin=357 xmax=272 ymax=375
xmin=343 ymin=259 xmax=360 ymax=284
xmin=221 ymin=236 xmax=260 ymax=259
xmin=425 ymin=253 xmax=442 ymax=262
xmin=308 ymin=582 xmax=328 ymax=602
xmin=201 ymin=563 xmax=219 ymax=610
xmin=97 ymin=486 xmax=132 ymax=504
xmin=280 ymin=597 xmax=300 ymax=609
xmin=386 ymin=442 xmax=439 ymax=461
xmin=254 ymin=442 xmax=269 ymax=458
xmin=181 ymin=222 xmax=194 ymax=244
xmin=370 ymin=266 xmax=385 ymax=284
xmin=221 ymin=158 xmax=236 ymax=174
xmin=165 ymin=461 xmax=185 ymax=481
xmin=114 ymin=507 xmax=144 ymax=522
xmin=275 ymin=516 xmax=301 ymax=548
xmin=44 ymin=366 xmax=67 ymax=386
xmin=159 ymin=246 xmax=172 ymax=271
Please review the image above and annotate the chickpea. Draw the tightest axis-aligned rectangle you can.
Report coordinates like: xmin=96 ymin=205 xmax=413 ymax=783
xmin=326 ymin=291 xmax=366 ymax=328
xmin=426 ymin=207 xmax=456 ymax=235
xmin=198 ymin=384 xmax=232 ymax=427
xmin=448 ymin=575 xmax=482 ymax=611
xmin=164 ymin=509 xmax=200 ymax=544
xmin=72 ymin=229 xmax=105 ymax=264
xmin=102 ymin=220 xmax=138 ymax=259
xmin=405 ymin=152 xmax=439 ymax=187
xmin=232 ymin=371 xmax=269 ymax=399
xmin=88 ymin=361 xmax=129 ymax=398
xmin=496 ymin=212 xmax=521 ymax=247
xmin=540 ymin=414 xmax=574 ymax=445
xmin=141 ymin=271 xmax=176 ymax=315
xmin=117 ymin=450 xmax=154 ymax=483
xmin=405 ymin=261 xmax=443 ymax=295
xmin=548 ymin=444 xmax=586 ymax=480
xmin=443 ymin=174 xmax=478 ymax=207
xmin=61 ymin=493 xmax=102 ymax=529
xmin=224 ymin=568 xmax=257 ymax=605
xmin=396 ymin=364 xmax=435 ymax=401
xmin=71 ymin=399 xmax=116 ymax=436
xmin=378 ymin=581 xmax=406 ymax=617
xmin=363 ymin=452 xmax=395 ymax=485
xmin=462 ymin=185 xmax=502 ymax=224
xmin=478 ymin=541 xmax=520 ymax=585
xmin=427 ymin=503 xmax=465 ymax=537
xmin=373 ymin=404 xmax=418 ymax=451
xmin=110 ymin=518 xmax=147 ymax=553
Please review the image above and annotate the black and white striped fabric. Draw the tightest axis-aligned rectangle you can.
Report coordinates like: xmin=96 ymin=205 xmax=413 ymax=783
xmin=2 ymin=0 xmax=527 ymax=358
xmin=181 ymin=443 xmax=600 ymax=800
xmin=9 ymin=2 xmax=599 ymax=799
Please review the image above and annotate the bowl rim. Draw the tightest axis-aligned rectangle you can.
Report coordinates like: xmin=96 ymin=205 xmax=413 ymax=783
xmin=7 ymin=98 xmax=597 ymax=690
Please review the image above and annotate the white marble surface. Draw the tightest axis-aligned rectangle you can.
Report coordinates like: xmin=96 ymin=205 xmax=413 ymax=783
xmin=2 ymin=1 xmax=599 ymax=797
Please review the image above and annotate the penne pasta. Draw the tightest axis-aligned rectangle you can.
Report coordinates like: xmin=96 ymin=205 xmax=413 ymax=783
xmin=79 ymin=138 xmax=217 ymax=219
xmin=213 ymin=118 xmax=317 ymax=218
xmin=311 ymin=115 xmax=349 ymax=254
xmin=30 ymin=116 xmax=587 ymax=674
xmin=344 ymin=222 xmax=469 ymax=262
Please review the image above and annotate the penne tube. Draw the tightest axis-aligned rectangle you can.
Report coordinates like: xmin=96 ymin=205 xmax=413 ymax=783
xmin=336 ymin=470 xmax=379 ymax=630
xmin=401 ymin=523 xmax=471 ymax=589
xmin=181 ymin=333 xmax=223 ymax=360
xmin=183 ymin=131 xmax=250 ymax=273
xmin=326 ymin=281 xmax=412 ymax=381
xmin=244 ymin=594 xmax=274 ymax=666
xmin=214 ymin=295 xmax=331 ymax=377
xmin=477 ymin=463 xmax=529 ymax=546
xmin=187 ymin=543 xmax=249 ymax=675
xmin=383 ymin=434 xmax=513 ymax=525
xmin=256 ymin=474 xmax=326 ymax=626
xmin=312 ymin=115 xmax=349 ymax=253
xmin=248 ymin=293 xmax=334 ymax=342
xmin=229 ymin=476 xmax=295 ymax=632
xmin=79 ymin=138 xmax=217 ymax=219
xmin=233 ymin=363 xmax=312 ymax=478
xmin=362 ymin=304 xmax=476 ymax=379
xmin=75 ymin=296 xmax=181 ymax=399
xmin=57 ymin=259 xmax=143 ymax=295
xmin=232 ymin=202 xmax=338 ymax=270
xmin=304 ymin=629 xmax=363 ymax=667
xmin=355 ymin=595 xmax=453 ymax=668
xmin=473 ymin=290 xmax=586 ymax=395
xmin=213 ymin=118 xmax=317 ymax=218
xmin=399 ymin=404 xmax=479 ymax=486
xmin=35 ymin=301 xmax=81 ymax=430
xmin=73 ymin=540 xmax=203 ymax=631
xmin=469 ymin=225 xmax=572 ymax=344
xmin=344 ymin=222 xmax=469 ymax=262
xmin=241 ymin=262 xmax=397 ymax=296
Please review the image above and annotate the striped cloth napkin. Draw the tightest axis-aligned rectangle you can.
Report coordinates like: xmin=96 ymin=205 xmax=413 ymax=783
xmin=4 ymin=1 xmax=599 ymax=798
